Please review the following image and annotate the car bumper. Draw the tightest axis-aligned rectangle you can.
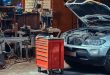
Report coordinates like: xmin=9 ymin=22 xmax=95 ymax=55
xmin=64 ymin=46 xmax=106 ymax=66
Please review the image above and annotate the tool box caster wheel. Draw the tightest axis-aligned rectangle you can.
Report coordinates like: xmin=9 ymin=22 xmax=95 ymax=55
xmin=38 ymin=67 xmax=41 ymax=72
xmin=59 ymin=69 xmax=64 ymax=74
xmin=47 ymin=70 xmax=52 ymax=74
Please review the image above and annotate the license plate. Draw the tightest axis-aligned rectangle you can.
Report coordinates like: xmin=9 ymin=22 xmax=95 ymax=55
xmin=65 ymin=51 xmax=76 ymax=57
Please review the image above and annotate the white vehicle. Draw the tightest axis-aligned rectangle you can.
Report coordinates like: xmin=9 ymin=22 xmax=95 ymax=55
xmin=62 ymin=0 xmax=110 ymax=73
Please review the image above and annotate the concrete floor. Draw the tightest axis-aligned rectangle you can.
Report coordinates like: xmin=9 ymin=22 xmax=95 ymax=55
xmin=0 ymin=60 xmax=69 ymax=75
xmin=0 ymin=60 xmax=47 ymax=75
xmin=0 ymin=59 xmax=108 ymax=75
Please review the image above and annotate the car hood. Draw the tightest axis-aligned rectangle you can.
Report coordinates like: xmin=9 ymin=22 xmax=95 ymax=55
xmin=65 ymin=0 xmax=110 ymax=27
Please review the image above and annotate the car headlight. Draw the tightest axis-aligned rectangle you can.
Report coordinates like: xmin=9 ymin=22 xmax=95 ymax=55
xmin=84 ymin=39 xmax=106 ymax=46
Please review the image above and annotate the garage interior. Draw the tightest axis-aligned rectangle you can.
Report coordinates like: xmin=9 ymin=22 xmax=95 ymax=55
xmin=0 ymin=0 xmax=110 ymax=75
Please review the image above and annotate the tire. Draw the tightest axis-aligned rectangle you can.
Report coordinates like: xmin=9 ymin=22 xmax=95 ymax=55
xmin=64 ymin=55 xmax=80 ymax=68
xmin=59 ymin=69 xmax=64 ymax=74
xmin=104 ymin=51 xmax=110 ymax=74
xmin=47 ymin=69 xmax=52 ymax=74
xmin=38 ymin=67 xmax=41 ymax=72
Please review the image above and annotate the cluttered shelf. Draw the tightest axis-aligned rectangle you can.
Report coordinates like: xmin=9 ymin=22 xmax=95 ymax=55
xmin=0 ymin=6 xmax=15 ymax=8
xmin=0 ymin=6 xmax=16 ymax=31
xmin=16 ymin=12 xmax=39 ymax=15
xmin=16 ymin=12 xmax=40 ymax=29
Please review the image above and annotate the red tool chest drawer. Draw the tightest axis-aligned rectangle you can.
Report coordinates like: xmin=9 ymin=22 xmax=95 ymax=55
xmin=35 ymin=37 xmax=64 ymax=74
xmin=36 ymin=60 xmax=48 ymax=68
xmin=36 ymin=51 xmax=48 ymax=57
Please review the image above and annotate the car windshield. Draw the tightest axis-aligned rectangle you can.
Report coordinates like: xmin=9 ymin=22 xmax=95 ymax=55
xmin=65 ymin=0 xmax=110 ymax=26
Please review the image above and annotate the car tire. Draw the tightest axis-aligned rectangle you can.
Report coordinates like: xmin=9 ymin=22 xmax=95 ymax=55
xmin=104 ymin=50 xmax=110 ymax=74
xmin=64 ymin=55 xmax=80 ymax=68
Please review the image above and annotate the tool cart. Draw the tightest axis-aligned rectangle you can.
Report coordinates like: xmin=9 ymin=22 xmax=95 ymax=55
xmin=35 ymin=37 xmax=64 ymax=74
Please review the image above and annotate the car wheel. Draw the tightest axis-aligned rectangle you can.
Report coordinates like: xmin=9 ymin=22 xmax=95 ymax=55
xmin=104 ymin=51 xmax=110 ymax=74
xmin=64 ymin=55 xmax=80 ymax=68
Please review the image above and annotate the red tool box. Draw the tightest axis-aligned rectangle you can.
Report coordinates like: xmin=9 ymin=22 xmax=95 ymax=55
xmin=35 ymin=37 xmax=64 ymax=74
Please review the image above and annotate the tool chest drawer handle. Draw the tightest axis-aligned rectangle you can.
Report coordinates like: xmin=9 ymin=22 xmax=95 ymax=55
xmin=36 ymin=39 xmax=48 ymax=42
xmin=36 ymin=51 xmax=48 ymax=57
xmin=36 ymin=48 xmax=48 ymax=51
xmin=37 ymin=55 xmax=48 ymax=60
xmin=36 ymin=44 xmax=48 ymax=47
xmin=36 ymin=45 xmax=48 ymax=48
xmin=36 ymin=41 xmax=48 ymax=44
xmin=36 ymin=47 xmax=47 ymax=50
xmin=37 ymin=59 xmax=48 ymax=62
xmin=37 ymin=54 xmax=48 ymax=58
xmin=36 ymin=49 xmax=47 ymax=53
xmin=36 ymin=44 xmax=48 ymax=46
xmin=36 ymin=50 xmax=47 ymax=53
